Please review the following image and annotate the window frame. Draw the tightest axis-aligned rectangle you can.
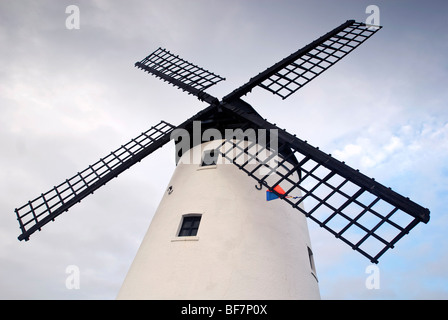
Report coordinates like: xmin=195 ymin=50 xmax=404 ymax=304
xmin=308 ymin=246 xmax=318 ymax=282
xmin=200 ymin=149 xmax=219 ymax=167
xmin=177 ymin=214 xmax=202 ymax=237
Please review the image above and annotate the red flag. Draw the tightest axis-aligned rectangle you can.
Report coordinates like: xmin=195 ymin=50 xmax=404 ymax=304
xmin=266 ymin=185 xmax=286 ymax=201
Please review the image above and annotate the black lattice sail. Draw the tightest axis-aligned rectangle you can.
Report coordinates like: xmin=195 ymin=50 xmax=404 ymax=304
xmin=259 ymin=22 xmax=380 ymax=99
xmin=15 ymin=121 xmax=176 ymax=241
xmin=216 ymin=106 xmax=429 ymax=263
xmin=135 ymin=47 xmax=225 ymax=104
xmin=224 ymin=20 xmax=381 ymax=101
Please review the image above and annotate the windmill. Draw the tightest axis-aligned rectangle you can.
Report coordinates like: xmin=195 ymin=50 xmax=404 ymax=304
xmin=14 ymin=20 xmax=430 ymax=299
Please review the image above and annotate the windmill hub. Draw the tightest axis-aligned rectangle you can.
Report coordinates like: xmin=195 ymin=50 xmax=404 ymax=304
xmin=172 ymin=119 xmax=280 ymax=167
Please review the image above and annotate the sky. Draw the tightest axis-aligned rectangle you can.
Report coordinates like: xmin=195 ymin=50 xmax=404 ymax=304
xmin=1 ymin=0 xmax=447 ymax=300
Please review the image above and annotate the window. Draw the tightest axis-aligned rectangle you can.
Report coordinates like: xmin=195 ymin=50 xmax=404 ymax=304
xmin=308 ymin=247 xmax=316 ymax=274
xmin=178 ymin=215 xmax=202 ymax=237
xmin=201 ymin=149 xmax=219 ymax=167
xmin=308 ymin=247 xmax=318 ymax=282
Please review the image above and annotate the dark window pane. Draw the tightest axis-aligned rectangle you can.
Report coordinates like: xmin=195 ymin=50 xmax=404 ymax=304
xmin=201 ymin=149 xmax=218 ymax=166
xmin=178 ymin=215 xmax=202 ymax=236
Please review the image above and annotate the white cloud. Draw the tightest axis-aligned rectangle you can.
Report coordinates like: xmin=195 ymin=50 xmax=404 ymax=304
xmin=384 ymin=136 xmax=403 ymax=153
xmin=333 ymin=143 xmax=362 ymax=159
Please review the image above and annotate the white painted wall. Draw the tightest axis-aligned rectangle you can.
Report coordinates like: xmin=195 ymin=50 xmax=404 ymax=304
xmin=117 ymin=140 xmax=320 ymax=299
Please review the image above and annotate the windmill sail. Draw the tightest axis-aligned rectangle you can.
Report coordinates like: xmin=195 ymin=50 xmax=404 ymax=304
xmin=15 ymin=121 xmax=175 ymax=241
xmin=135 ymin=47 xmax=225 ymax=105
xmin=219 ymin=103 xmax=430 ymax=263
xmin=224 ymin=20 xmax=381 ymax=101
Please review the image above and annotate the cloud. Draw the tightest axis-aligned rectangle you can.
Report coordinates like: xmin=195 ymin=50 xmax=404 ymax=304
xmin=332 ymin=116 xmax=448 ymax=179
xmin=333 ymin=135 xmax=398 ymax=170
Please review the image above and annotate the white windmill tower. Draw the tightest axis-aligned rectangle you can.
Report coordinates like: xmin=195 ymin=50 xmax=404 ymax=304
xmin=14 ymin=20 xmax=430 ymax=300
